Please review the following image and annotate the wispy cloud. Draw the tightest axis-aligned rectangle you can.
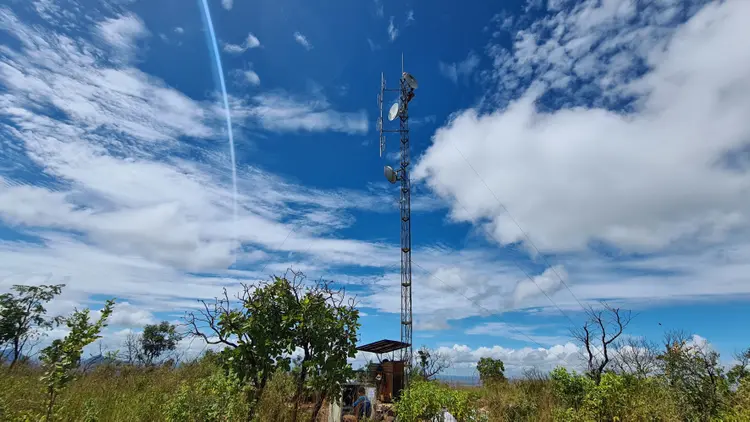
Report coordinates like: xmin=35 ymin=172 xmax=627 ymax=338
xmin=367 ymin=38 xmax=380 ymax=52
xmin=221 ymin=0 xmax=234 ymax=10
xmin=466 ymin=322 xmax=570 ymax=346
xmin=439 ymin=51 xmax=480 ymax=83
xmin=174 ymin=27 xmax=184 ymax=34
xmin=388 ymin=16 xmax=399 ymax=42
xmin=293 ymin=31 xmax=312 ymax=50
xmin=406 ymin=10 xmax=415 ymax=24
xmin=230 ymin=91 xmax=368 ymax=134
xmin=374 ymin=0 xmax=384 ymax=17
xmin=222 ymin=33 xmax=260 ymax=54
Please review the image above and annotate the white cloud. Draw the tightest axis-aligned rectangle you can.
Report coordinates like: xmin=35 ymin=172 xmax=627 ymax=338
xmin=96 ymin=13 xmax=149 ymax=60
xmin=388 ymin=17 xmax=399 ymax=42
xmin=367 ymin=38 xmax=380 ymax=52
xmin=406 ymin=10 xmax=415 ymax=24
xmin=512 ymin=265 xmax=567 ymax=306
xmin=221 ymin=0 xmax=234 ymax=10
xmin=232 ymin=92 xmax=369 ymax=134
xmin=293 ymin=32 xmax=312 ymax=50
xmin=374 ymin=0 xmax=384 ymax=17
xmin=466 ymin=322 xmax=570 ymax=346
xmin=434 ymin=342 xmax=583 ymax=377
xmin=439 ymin=51 xmax=480 ymax=84
xmin=223 ymin=33 xmax=260 ymax=54
xmin=0 ymin=8 xmax=403 ymax=320
xmin=174 ymin=27 xmax=184 ymax=34
xmin=242 ymin=70 xmax=260 ymax=86
xmin=415 ymin=0 xmax=750 ymax=254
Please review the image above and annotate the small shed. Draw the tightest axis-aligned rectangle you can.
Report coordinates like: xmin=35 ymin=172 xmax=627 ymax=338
xmin=357 ymin=339 xmax=410 ymax=403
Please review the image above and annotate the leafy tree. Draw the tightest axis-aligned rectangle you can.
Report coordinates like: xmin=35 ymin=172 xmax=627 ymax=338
xmin=139 ymin=321 xmax=181 ymax=365
xmin=477 ymin=357 xmax=506 ymax=384
xmin=40 ymin=299 xmax=115 ymax=421
xmin=185 ymin=276 xmax=297 ymax=420
xmin=0 ymin=283 xmax=64 ymax=366
xmin=285 ymin=272 xmax=360 ymax=422
xmin=728 ymin=347 xmax=750 ymax=386
xmin=657 ymin=330 xmax=729 ymax=420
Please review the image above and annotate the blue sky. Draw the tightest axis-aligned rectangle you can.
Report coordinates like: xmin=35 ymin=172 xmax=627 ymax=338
xmin=2 ymin=0 xmax=750 ymax=376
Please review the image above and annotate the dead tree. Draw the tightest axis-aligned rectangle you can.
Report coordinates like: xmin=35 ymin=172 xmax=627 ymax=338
xmin=571 ymin=302 xmax=632 ymax=385
xmin=613 ymin=336 xmax=659 ymax=378
xmin=416 ymin=346 xmax=453 ymax=380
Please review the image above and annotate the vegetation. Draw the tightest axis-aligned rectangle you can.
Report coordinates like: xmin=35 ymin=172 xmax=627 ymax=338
xmin=2 ymin=280 xmax=750 ymax=421
xmin=0 ymin=284 xmax=64 ymax=367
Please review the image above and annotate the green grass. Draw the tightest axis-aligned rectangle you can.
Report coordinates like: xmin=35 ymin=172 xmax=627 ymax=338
xmin=2 ymin=361 xmax=750 ymax=422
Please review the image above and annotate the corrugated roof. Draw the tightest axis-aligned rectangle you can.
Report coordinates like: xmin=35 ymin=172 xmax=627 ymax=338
xmin=356 ymin=339 xmax=410 ymax=354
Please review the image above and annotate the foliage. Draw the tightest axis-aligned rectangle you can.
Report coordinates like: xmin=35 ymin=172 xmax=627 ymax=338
xmin=477 ymin=357 xmax=506 ymax=384
xmin=139 ymin=321 xmax=181 ymax=365
xmin=185 ymin=272 xmax=360 ymax=422
xmin=657 ymin=331 xmax=730 ymax=420
xmin=185 ymin=276 xmax=297 ymax=414
xmin=285 ymin=272 xmax=360 ymax=422
xmin=40 ymin=299 xmax=115 ymax=421
xmin=165 ymin=370 xmax=248 ymax=422
xmin=550 ymin=367 xmax=594 ymax=411
xmin=395 ymin=380 xmax=483 ymax=422
xmin=0 ymin=284 xmax=65 ymax=366
xmin=728 ymin=347 xmax=750 ymax=386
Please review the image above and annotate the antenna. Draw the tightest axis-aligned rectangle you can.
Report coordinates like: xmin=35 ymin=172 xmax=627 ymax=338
xmin=376 ymin=55 xmax=417 ymax=386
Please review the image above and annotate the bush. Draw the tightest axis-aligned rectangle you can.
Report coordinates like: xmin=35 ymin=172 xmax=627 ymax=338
xmin=395 ymin=380 xmax=484 ymax=422
xmin=165 ymin=370 xmax=248 ymax=422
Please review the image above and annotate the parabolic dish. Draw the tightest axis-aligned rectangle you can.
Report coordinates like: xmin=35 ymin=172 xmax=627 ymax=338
xmin=384 ymin=165 xmax=398 ymax=184
xmin=404 ymin=72 xmax=418 ymax=89
xmin=388 ymin=102 xmax=399 ymax=121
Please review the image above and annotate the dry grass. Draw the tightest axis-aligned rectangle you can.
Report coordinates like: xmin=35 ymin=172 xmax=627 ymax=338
xmin=3 ymin=362 xmax=750 ymax=422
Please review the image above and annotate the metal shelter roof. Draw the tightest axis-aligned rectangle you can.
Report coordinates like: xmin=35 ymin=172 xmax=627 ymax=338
xmin=356 ymin=339 xmax=410 ymax=354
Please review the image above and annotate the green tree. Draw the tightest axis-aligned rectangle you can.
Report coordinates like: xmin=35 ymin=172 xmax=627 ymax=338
xmin=286 ymin=272 xmax=360 ymax=422
xmin=185 ymin=277 xmax=297 ymax=420
xmin=40 ymin=299 xmax=115 ymax=421
xmin=298 ymin=280 xmax=360 ymax=422
xmin=0 ymin=283 xmax=64 ymax=367
xmin=477 ymin=357 xmax=505 ymax=384
xmin=139 ymin=321 xmax=181 ymax=365
xmin=657 ymin=330 xmax=729 ymax=420
xmin=728 ymin=347 xmax=750 ymax=386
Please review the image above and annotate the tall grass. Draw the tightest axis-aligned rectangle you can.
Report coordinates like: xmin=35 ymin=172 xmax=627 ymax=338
xmin=3 ymin=361 xmax=750 ymax=421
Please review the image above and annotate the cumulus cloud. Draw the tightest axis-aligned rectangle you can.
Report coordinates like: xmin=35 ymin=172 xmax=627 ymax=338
xmin=293 ymin=32 xmax=312 ymax=50
xmin=223 ymin=33 xmax=260 ymax=54
xmin=96 ymin=13 xmax=149 ymax=60
xmin=416 ymin=0 xmax=750 ymax=254
xmin=241 ymin=70 xmax=260 ymax=86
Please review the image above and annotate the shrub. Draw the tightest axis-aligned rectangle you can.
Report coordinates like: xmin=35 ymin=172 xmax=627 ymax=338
xmin=395 ymin=380 xmax=484 ymax=422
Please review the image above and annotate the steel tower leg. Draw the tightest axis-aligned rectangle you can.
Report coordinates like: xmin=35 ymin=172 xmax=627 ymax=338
xmin=398 ymin=76 xmax=413 ymax=383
